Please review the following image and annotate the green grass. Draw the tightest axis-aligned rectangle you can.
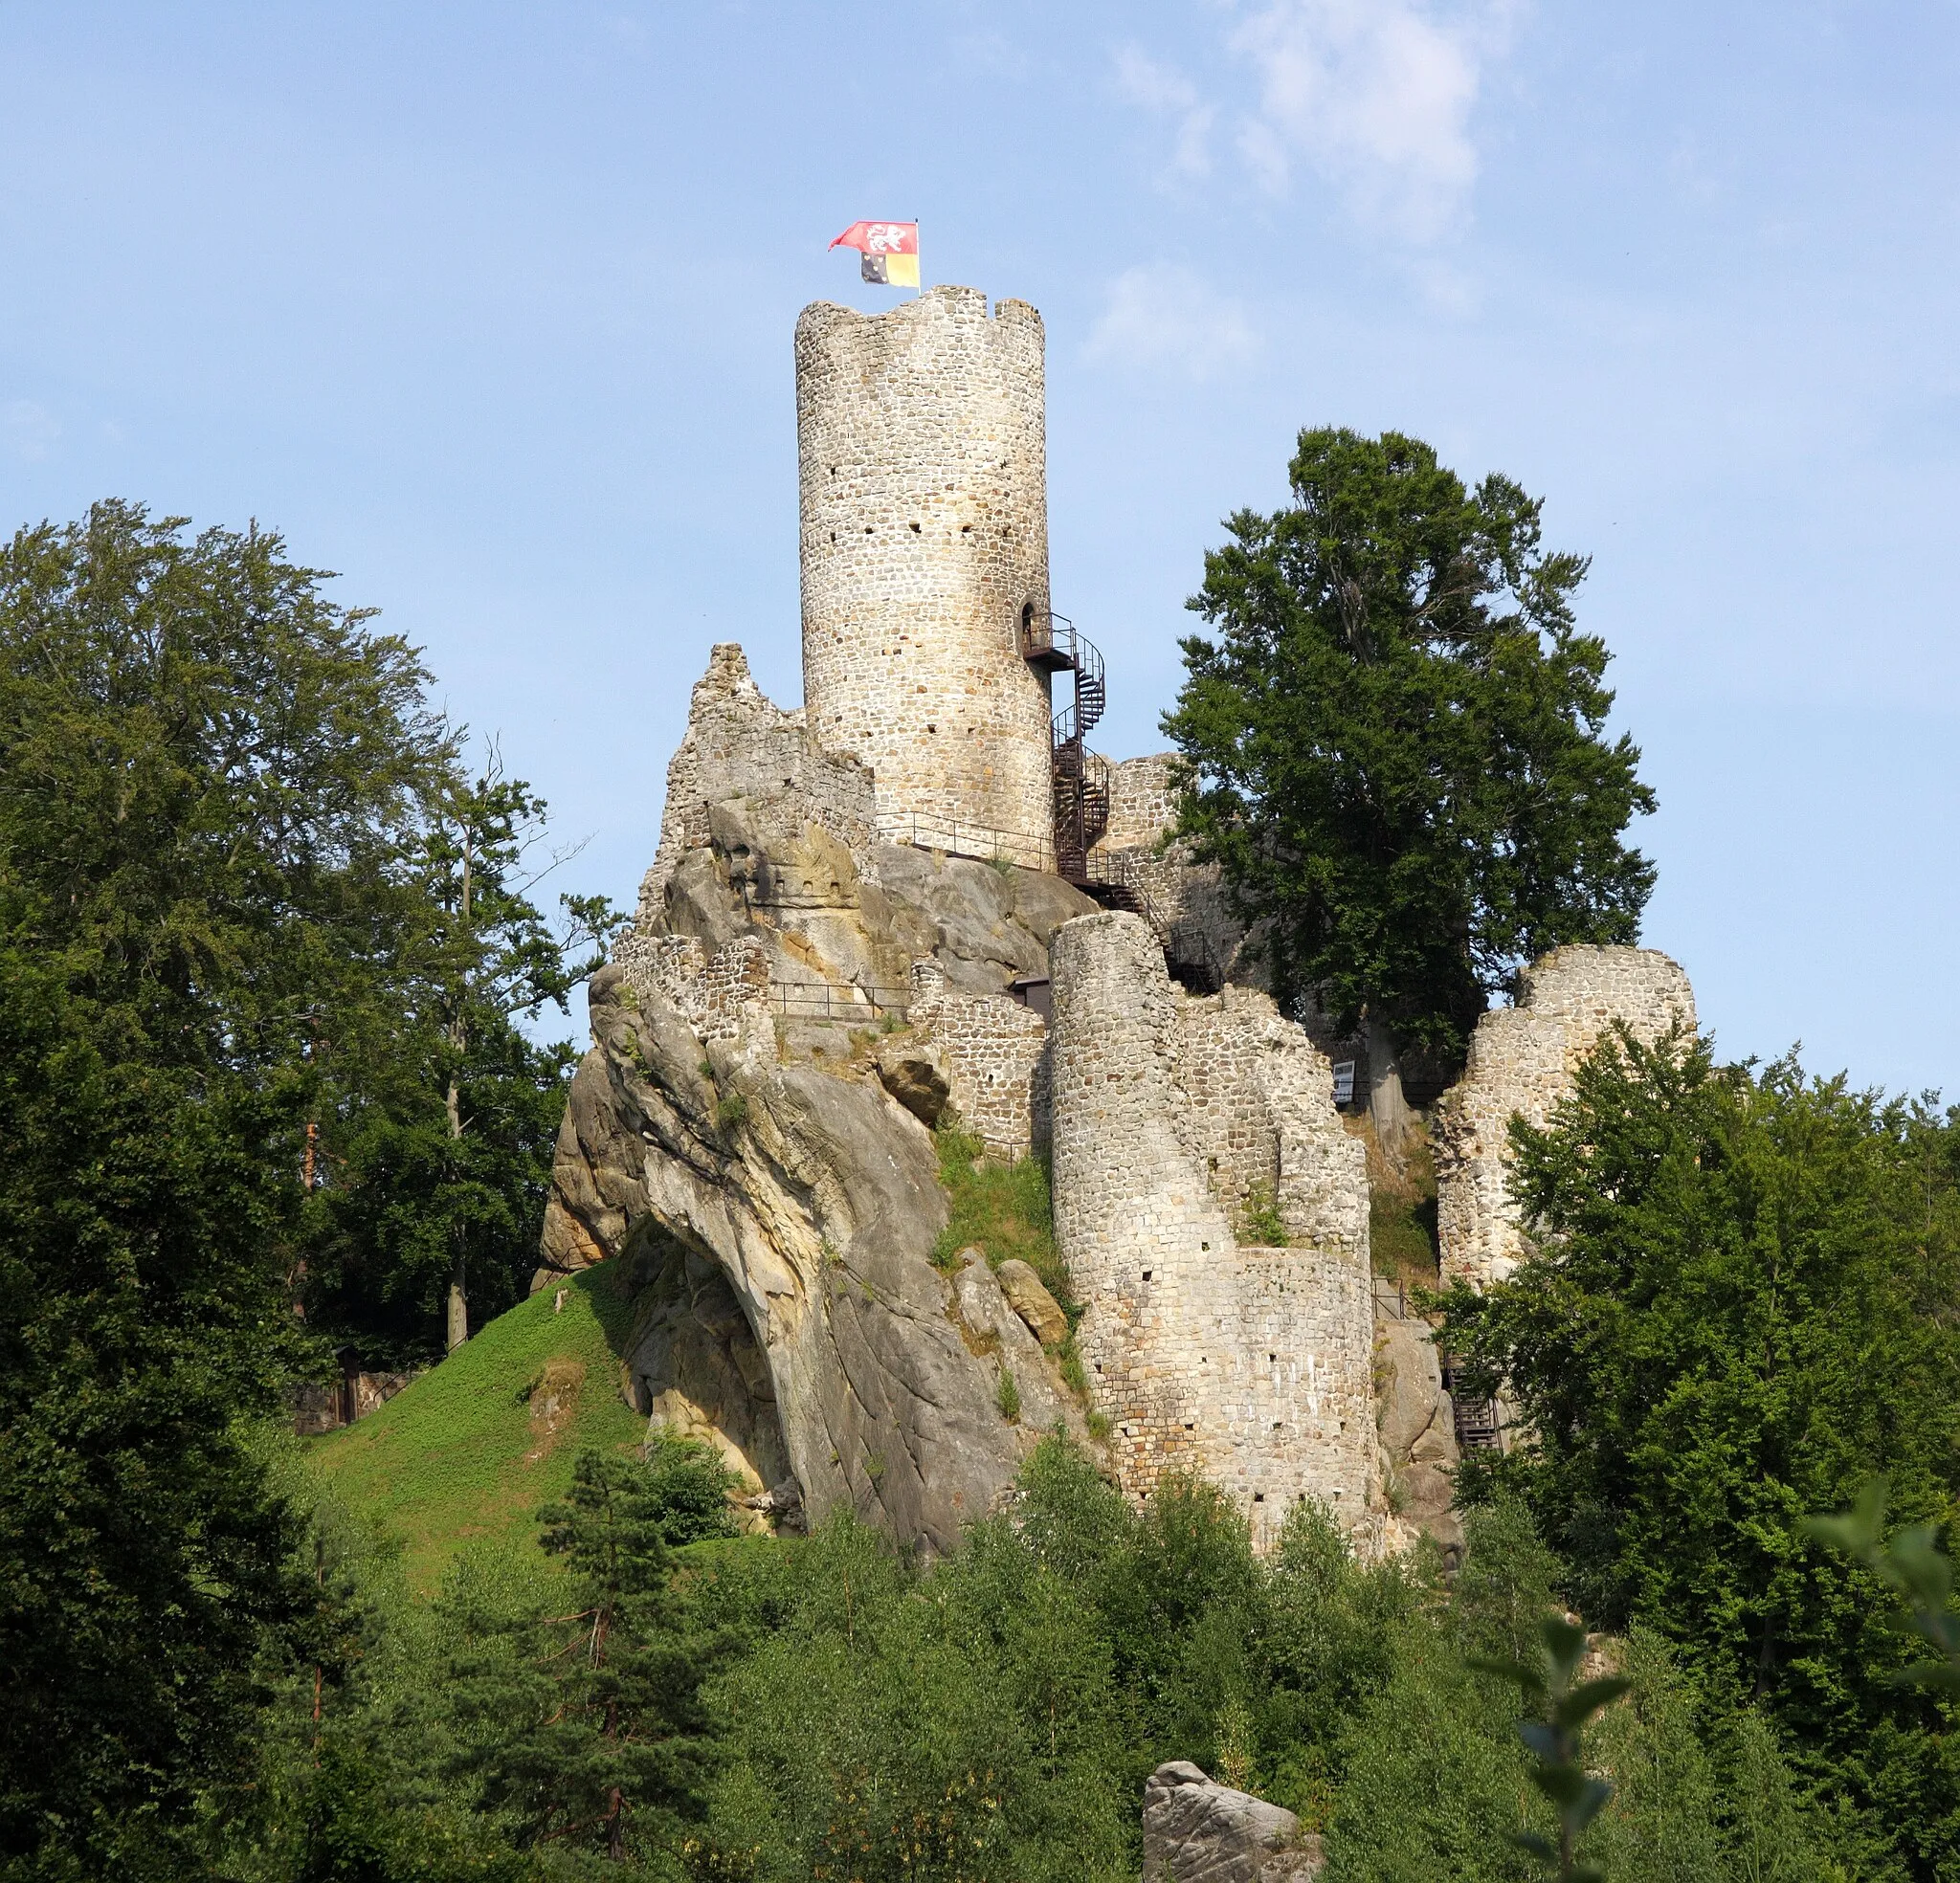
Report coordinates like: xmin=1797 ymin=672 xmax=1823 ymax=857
xmin=305 ymin=1266 xmax=647 ymax=1595
xmin=1357 ymin=1118 xmax=1440 ymax=1284
xmin=929 ymin=1119 xmax=1072 ymax=1310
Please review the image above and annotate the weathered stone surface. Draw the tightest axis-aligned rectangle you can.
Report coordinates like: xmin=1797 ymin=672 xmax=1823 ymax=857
xmin=875 ymin=1037 xmax=951 ymax=1126
xmin=949 ymin=1252 xmax=1081 ymax=1438
xmin=996 ymin=1258 xmax=1067 ymax=1348
xmin=904 ymin=957 xmax=1053 ymax=1160
xmin=1434 ymin=946 xmax=1696 ymax=1291
xmin=1371 ymin=1285 xmax=1463 ymax=1555
xmin=1050 ymin=910 xmax=1378 ymax=1552
xmin=798 ymin=287 xmax=1057 ymax=868
xmin=540 ymin=646 xmax=1091 ymax=1552
xmin=1375 ymin=1316 xmax=1444 ymax=1459
xmin=1142 ymin=1761 xmax=1323 ymax=1883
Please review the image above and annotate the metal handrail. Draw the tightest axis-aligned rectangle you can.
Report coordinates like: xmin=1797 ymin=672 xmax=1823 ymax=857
xmin=1020 ymin=608 xmax=1077 ymax=663
xmin=1050 ymin=635 xmax=1105 ymax=747
xmin=769 ymin=979 xmax=910 ymax=1023
xmin=876 ymin=809 xmax=1051 ymax=873
xmin=1103 ymin=850 xmax=1228 ymax=994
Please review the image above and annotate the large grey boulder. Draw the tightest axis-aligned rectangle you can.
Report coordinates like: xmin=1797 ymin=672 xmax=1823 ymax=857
xmin=1142 ymin=1761 xmax=1323 ymax=1883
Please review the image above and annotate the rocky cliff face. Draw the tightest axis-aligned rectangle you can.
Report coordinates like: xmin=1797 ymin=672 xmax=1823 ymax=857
xmin=536 ymin=647 xmax=1094 ymax=1551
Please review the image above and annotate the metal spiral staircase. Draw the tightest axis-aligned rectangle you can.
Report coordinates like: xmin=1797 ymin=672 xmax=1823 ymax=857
xmin=1020 ymin=609 xmax=1110 ymax=884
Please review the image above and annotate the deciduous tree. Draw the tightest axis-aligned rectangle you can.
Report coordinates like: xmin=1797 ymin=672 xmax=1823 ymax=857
xmin=1162 ymin=429 xmax=1654 ymax=1148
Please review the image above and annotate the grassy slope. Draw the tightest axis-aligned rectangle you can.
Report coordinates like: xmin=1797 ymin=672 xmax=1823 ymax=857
xmin=306 ymin=1266 xmax=647 ymax=1594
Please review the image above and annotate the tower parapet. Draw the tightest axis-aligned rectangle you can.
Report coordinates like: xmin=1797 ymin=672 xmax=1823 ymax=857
xmin=795 ymin=285 xmax=1057 ymax=869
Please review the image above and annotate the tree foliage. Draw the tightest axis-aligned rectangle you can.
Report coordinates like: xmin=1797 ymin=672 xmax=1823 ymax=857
xmin=446 ymin=1450 xmax=733 ymax=1866
xmin=1162 ymin=428 xmax=1655 ymax=1061
xmin=0 ymin=501 xmax=615 ymax=1872
xmin=1441 ymin=1030 xmax=1960 ymax=1872
xmin=0 ymin=499 xmax=446 ymax=1074
xmin=0 ymin=500 xmax=613 ymax=1362
xmin=0 ymin=951 xmax=305 ymax=1877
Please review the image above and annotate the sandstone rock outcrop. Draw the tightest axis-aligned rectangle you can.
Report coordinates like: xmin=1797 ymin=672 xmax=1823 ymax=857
xmin=1372 ymin=1284 xmax=1462 ymax=1556
xmin=996 ymin=1257 xmax=1067 ymax=1348
xmin=537 ymin=647 xmax=1094 ymax=1551
xmin=1142 ymin=1761 xmax=1322 ymax=1883
xmin=1433 ymin=945 xmax=1696 ymax=1291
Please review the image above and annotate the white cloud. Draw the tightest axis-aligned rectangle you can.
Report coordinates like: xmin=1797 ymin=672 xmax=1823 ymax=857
xmin=1229 ymin=0 xmax=1509 ymax=240
xmin=1112 ymin=43 xmax=1215 ymax=179
xmin=4 ymin=401 xmax=57 ymax=461
xmin=1083 ymin=265 xmax=1260 ymax=382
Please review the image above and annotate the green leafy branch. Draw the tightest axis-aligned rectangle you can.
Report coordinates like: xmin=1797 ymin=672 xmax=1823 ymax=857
xmin=1803 ymin=1478 xmax=1960 ymax=1688
xmin=1472 ymin=1614 xmax=1631 ymax=1882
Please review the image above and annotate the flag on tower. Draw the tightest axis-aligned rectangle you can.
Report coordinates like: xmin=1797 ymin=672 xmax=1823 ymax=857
xmin=830 ymin=220 xmax=919 ymax=287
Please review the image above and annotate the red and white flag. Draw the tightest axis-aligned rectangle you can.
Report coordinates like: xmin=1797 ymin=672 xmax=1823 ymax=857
xmin=830 ymin=220 xmax=919 ymax=287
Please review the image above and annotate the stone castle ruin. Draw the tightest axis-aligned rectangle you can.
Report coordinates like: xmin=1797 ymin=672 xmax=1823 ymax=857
xmin=537 ymin=283 xmax=1695 ymax=1554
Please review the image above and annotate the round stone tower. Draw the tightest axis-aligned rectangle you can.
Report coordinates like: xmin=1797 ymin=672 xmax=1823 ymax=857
xmin=795 ymin=285 xmax=1056 ymax=869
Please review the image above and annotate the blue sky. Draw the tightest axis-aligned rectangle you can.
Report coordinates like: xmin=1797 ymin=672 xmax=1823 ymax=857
xmin=2 ymin=2 xmax=1955 ymax=1093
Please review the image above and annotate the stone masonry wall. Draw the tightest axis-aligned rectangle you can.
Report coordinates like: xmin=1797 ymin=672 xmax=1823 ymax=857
xmin=1085 ymin=751 xmax=1264 ymax=991
xmin=1050 ymin=911 xmax=1377 ymax=1550
xmin=636 ymin=643 xmax=879 ymax=923
xmin=612 ymin=932 xmax=772 ymax=1044
xmin=796 ymin=287 xmax=1057 ymax=868
xmin=905 ymin=957 xmax=1050 ymax=1161
xmin=1095 ymin=752 xmax=1180 ymax=856
xmin=1169 ymin=987 xmax=1367 ymax=1256
xmin=1433 ymin=945 xmax=1697 ymax=1291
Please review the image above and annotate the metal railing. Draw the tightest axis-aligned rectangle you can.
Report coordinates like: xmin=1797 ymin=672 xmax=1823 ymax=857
xmin=876 ymin=809 xmax=1051 ymax=872
xmin=1019 ymin=608 xmax=1079 ymax=668
xmin=1439 ymin=1360 xmax=1503 ymax=1451
xmin=1102 ymin=851 xmax=1228 ymax=994
xmin=768 ymin=980 xmax=910 ymax=1023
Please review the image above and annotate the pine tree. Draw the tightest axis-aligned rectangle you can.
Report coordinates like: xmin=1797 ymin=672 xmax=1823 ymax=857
xmin=448 ymin=1451 xmax=727 ymax=1864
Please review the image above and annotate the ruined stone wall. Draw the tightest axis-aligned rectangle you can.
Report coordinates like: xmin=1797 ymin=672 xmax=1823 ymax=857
xmin=905 ymin=957 xmax=1050 ymax=1161
xmin=1083 ymin=751 xmax=1265 ymax=992
xmin=637 ymin=643 xmax=879 ymax=922
xmin=612 ymin=932 xmax=772 ymax=1044
xmin=1167 ymin=988 xmax=1365 ymax=1254
xmin=796 ymin=287 xmax=1056 ymax=867
xmin=1050 ymin=912 xmax=1377 ymax=1548
xmin=1097 ymin=752 xmax=1180 ymax=856
xmin=1434 ymin=945 xmax=1697 ymax=1291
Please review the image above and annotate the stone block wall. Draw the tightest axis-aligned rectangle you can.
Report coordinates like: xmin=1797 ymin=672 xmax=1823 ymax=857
xmin=1434 ymin=945 xmax=1697 ymax=1290
xmin=1050 ymin=911 xmax=1377 ymax=1548
xmin=796 ymin=287 xmax=1057 ymax=867
xmin=613 ymin=932 xmax=771 ymax=1044
xmin=1095 ymin=752 xmax=1180 ymax=855
xmin=1169 ymin=987 xmax=1367 ymax=1255
xmin=905 ymin=957 xmax=1050 ymax=1161
xmin=636 ymin=643 xmax=879 ymax=923
xmin=1085 ymin=751 xmax=1264 ymax=992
